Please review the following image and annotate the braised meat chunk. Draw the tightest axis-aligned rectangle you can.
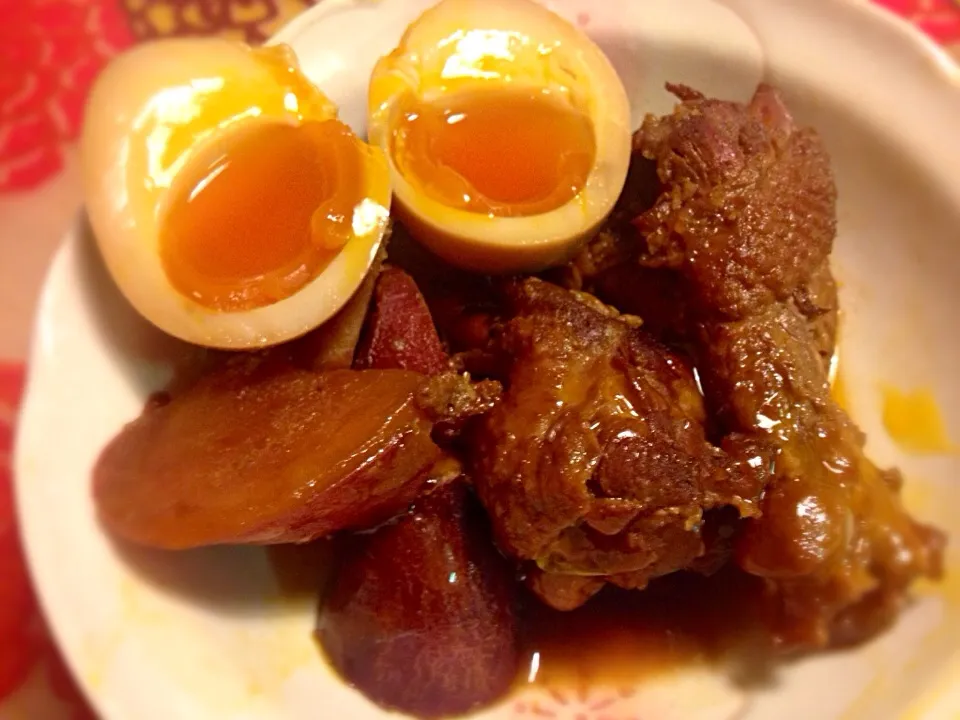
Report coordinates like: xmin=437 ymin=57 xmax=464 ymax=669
xmin=698 ymin=305 xmax=944 ymax=646
xmin=635 ymin=83 xmax=837 ymax=321
xmin=470 ymin=278 xmax=772 ymax=609
xmin=569 ymin=86 xmax=839 ymax=361
xmin=623 ymin=82 xmax=945 ymax=648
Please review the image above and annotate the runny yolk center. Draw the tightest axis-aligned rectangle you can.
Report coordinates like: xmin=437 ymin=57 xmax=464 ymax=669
xmin=391 ymin=88 xmax=596 ymax=217
xmin=161 ymin=120 xmax=361 ymax=312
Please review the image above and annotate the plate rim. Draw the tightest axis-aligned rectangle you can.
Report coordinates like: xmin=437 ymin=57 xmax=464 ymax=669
xmin=14 ymin=1 xmax=960 ymax=719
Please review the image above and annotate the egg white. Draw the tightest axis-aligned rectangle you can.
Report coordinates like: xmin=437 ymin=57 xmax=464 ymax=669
xmin=367 ymin=0 xmax=631 ymax=273
xmin=83 ymin=38 xmax=391 ymax=349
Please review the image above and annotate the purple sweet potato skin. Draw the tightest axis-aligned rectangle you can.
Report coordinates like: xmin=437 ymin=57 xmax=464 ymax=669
xmin=317 ymin=483 xmax=520 ymax=718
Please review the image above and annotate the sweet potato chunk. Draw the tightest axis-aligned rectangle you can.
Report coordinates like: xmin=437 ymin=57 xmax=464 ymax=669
xmin=94 ymin=356 xmax=453 ymax=549
xmin=318 ymin=266 xmax=517 ymax=716
xmin=354 ymin=266 xmax=450 ymax=375
xmin=318 ymin=483 xmax=519 ymax=717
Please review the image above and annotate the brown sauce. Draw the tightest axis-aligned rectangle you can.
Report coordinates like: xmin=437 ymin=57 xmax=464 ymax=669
xmin=267 ymin=541 xmax=341 ymax=600
xmin=518 ymin=568 xmax=769 ymax=688
xmin=269 ymin=546 xmax=771 ymax=693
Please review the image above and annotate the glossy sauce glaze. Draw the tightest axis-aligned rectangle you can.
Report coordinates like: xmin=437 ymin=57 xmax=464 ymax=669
xmin=267 ymin=549 xmax=769 ymax=691
xmin=519 ymin=568 xmax=769 ymax=688
xmin=391 ymin=88 xmax=595 ymax=217
xmin=161 ymin=120 xmax=362 ymax=311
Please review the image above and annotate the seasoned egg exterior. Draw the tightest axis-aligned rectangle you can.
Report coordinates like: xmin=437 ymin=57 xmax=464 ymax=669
xmin=368 ymin=0 xmax=631 ymax=273
xmin=82 ymin=38 xmax=391 ymax=349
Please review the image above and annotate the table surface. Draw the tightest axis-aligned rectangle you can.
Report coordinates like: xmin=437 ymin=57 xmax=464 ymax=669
xmin=1 ymin=0 xmax=958 ymax=717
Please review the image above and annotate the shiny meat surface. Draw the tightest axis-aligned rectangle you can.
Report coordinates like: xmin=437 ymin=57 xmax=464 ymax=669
xmin=698 ymin=305 xmax=944 ymax=646
xmin=635 ymin=84 xmax=837 ymax=321
xmin=791 ymin=259 xmax=839 ymax=365
xmin=623 ymin=83 xmax=945 ymax=647
xmin=577 ymin=258 xmax=837 ymax=363
xmin=470 ymin=278 xmax=772 ymax=609
xmin=568 ymin=115 xmax=839 ymax=361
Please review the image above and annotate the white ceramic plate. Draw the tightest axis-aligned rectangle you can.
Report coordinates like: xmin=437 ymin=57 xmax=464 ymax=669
xmin=15 ymin=0 xmax=960 ymax=718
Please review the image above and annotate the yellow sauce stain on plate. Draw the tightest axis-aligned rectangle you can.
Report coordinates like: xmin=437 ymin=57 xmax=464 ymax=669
xmin=899 ymin=584 xmax=960 ymax=720
xmin=841 ymin=553 xmax=960 ymax=720
xmin=880 ymin=386 xmax=957 ymax=454
xmin=830 ymin=367 xmax=848 ymax=411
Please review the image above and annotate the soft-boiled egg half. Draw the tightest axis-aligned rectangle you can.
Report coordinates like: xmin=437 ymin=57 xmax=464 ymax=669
xmin=368 ymin=0 xmax=631 ymax=273
xmin=82 ymin=38 xmax=391 ymax=349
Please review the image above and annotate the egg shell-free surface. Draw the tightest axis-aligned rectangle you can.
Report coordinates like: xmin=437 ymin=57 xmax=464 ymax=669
xmin=366 ymin=0 xmax=633 ymax=273
xmin=82 ymin=38 xmax=392 ymax=349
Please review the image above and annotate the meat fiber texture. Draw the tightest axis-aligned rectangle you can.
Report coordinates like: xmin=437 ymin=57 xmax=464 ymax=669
xmin=470 ymin=277 xmax=773 ymax=610
xmin=579 ymin=83 xmax=945 ymax=648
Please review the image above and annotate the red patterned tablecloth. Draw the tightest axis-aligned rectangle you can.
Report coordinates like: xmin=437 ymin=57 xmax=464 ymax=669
xmin=0 ymin=1 xmax=957 ymax=717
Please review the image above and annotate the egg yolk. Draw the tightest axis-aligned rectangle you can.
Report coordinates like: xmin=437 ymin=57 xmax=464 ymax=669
xmin=161 ymin=119 xmax=362 ymax=312
xmin=391 ymin=88 xmax=595 ymax=217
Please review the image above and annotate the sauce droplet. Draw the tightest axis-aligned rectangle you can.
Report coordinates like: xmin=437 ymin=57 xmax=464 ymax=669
xmin=881 ymin=386 xmax=957 ymax=455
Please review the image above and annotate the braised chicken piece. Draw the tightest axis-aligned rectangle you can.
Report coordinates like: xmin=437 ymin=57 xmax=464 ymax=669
xmin=697 ymin=305 xmax=944 ymax=646
xmin=581 ymin=82 xmax=945 ymax=647
xmin=635 ymin=84 xmax=836 ymax=321
xmin=470 ymin=277 xmax=773 ymax=609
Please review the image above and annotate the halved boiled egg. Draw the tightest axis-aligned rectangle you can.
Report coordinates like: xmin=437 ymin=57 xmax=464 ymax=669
xmin=367 ymin=0 xmax=631 ymax=273
xmin=82 ymin=38 xmax=391 ymax=349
